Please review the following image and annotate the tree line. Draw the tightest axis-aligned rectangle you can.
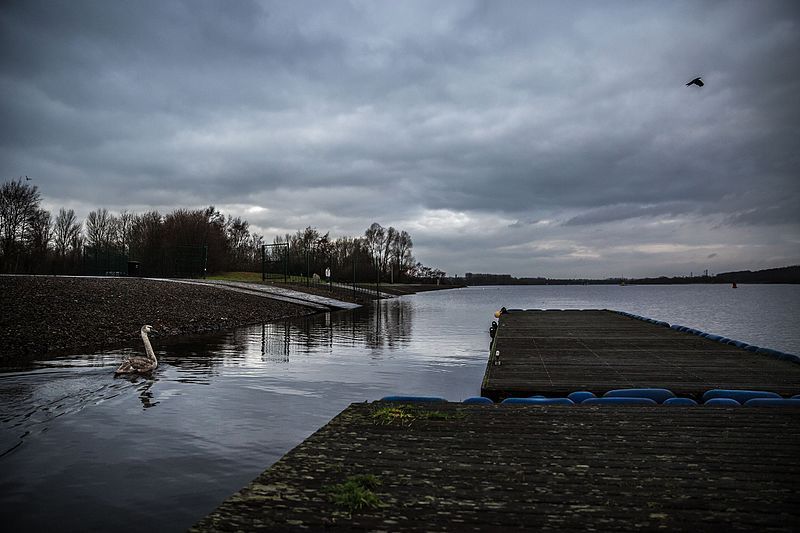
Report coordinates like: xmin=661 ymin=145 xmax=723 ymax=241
xmin=0 ymin=177 xmax=445 ymax=282
xmin=270 ymin=222 xmax=443 ymax=284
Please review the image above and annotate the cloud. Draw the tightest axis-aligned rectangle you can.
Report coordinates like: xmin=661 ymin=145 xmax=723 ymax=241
xmin=562 ymin=203 xmax=697 ymax=226
xmin=2 ymin=0 xmax=799 ymax=277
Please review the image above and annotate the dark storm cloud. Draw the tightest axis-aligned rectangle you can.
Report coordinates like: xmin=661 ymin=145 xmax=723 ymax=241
xmin=1 ymin=0 xmax=799 ymax=277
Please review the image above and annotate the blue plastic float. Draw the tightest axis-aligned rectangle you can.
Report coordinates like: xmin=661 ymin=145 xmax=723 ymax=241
xmin=663 ymin=398 xmax=699 ymax=406
xmin=583 ymin=397 xmax=658 ymax=406
xmin=704 ymin=398 xmax=741 ymax=406
xmin=567 ymin=391 xmax=596 ymax=403
xmin=501 ymin=397 xmax=574 ymax=405
xmin=702 ymin=389 xmax=781 ymax=403
xmin=462 ymin=396 xmax=493 ymax=405
xmin=743 ymin=398 xmax=800 ymax=407
xmin=603 ymin=388 xmax=676 ymax=403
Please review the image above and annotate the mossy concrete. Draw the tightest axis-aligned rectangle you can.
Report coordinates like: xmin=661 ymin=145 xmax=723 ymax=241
xmin=193 ymin=402 xmax=800 ymax=532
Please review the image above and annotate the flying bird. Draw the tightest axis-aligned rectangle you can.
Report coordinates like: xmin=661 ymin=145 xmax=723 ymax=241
xmin=25 ymin=176 xmax=31 ymax=181
xmin=114 ymin=325 xmax=159 ymax=375
xmin=686 ymin=77 xmax=704 ymax=87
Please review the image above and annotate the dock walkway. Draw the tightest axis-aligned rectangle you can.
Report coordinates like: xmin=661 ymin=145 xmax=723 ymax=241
xmin=193 ymin=401 xmax=800 ymax=532
xmin=483 ymin=309 xmax=800 ymax=401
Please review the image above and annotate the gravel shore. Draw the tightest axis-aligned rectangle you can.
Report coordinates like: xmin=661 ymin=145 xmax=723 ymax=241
xmin=0 ymin=276 xmax=313 ymax=363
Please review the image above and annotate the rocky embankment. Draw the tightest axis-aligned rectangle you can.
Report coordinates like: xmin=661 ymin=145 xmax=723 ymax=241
xmin=0 ymin=276 xmax=313 ymax=362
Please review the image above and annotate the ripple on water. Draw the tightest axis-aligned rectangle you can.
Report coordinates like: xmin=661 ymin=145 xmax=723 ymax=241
xmin=0 ymin=365 xmax=141 ymax=456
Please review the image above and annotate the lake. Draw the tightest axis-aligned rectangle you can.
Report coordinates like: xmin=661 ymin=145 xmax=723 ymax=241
xmin=1 ymin=284 xmax=798 ymax=531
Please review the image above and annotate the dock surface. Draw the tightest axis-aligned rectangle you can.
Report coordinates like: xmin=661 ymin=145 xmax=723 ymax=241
xmin=483 ymin=309 xmax=800 ymax=401
xmin=193 ymin=402 xmax=800 ymax=532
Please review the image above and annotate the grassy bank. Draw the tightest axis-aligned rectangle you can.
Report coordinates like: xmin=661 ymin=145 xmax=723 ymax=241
xmin=208 ymin=272 xmax=466 ymax=302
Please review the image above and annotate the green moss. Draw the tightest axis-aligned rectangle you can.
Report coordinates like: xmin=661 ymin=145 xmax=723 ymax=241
xmin=372 ymin=405 xmax=417 ymax=426
xmin=328 ymin=474 xmax=383 ymax=513
xmin=371 ymin=404 xmax=464 ymax=426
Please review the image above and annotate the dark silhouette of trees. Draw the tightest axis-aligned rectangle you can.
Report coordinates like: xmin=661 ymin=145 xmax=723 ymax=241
xmin=391 ymin=229 xmax=413 ymax=283
xmin=363 ymin=224 xmax=422 ymax=282
xmin=85 ymin=208 xmax=116 ymax=249
xmin=53 ymin=208 xmax=83 ymax=274
xmin=53 ymin=208 xmax=82 ymax=257
xmin=268 ymin=223 xmax=429 ymax=284
xmin=364 ymin=222 xmax=387 ymax=280
xmin=0 ymin=178 xmax=49 ymax=273
xmin=0 ymin=177 xmax=444 ymax=280
xmin=226 ymin=216 xmax=254 ymax=270
xmin=116 ymin=210 xmax=134 ymax=253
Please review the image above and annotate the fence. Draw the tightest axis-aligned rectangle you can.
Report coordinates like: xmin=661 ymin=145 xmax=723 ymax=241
xmin=262 ymin=243 xmax=289 ymax=282
xmin=82 ymin=246 xmax=129 ymax=276
xmin=81 ymin=244 xmax=208 ymax=278
xmin=261 ymin=243 xmax=385 ymax=300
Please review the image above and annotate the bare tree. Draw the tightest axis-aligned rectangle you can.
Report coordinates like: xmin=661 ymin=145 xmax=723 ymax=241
xmin=28 ymin=208 xmax=52 ymax=253
xmin=53 ymin=208 xmax=82 ymax=257
xmin=383 ymin=226 xmax=398 ymax=281
xmin=225 ymin=215 xmax=250 ymax=269
xmin=296 ymin=226 xmax=323 ymax=252
xmin=246 ymin=232 xmax=264 ymax=266
xmin=161 ymin=208 xmax=227 ymax=274
xmin=364 ymin=222 xmax=386 ymax=279
xmin=391 ymin=230 xmax=413 ymax=282
xmin=115 ymin=210 xmax=134 ymax=252
xmin=0 ymin=178 xmax=41 ymax=268
xmin=128 ymin=211 xmax=162 ymax=274
xmin=85 ymin=208 xmax=116 ymax=249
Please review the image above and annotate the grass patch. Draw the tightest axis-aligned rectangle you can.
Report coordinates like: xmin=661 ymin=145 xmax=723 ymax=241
xmin=328 ymin=474 xmax=383 ymax=514
xmin=372 ymin=406 xmax=417 ymax=426
xmin=206 ymin=272 xmax=312 ymax=284
xmin=206 ymin=271 xmax=264 ymax=282
xmin=372 ymin=404 xmax=464 ymax=427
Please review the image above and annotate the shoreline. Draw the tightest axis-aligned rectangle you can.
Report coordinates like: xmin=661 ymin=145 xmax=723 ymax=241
xmin=0 ymin=276 xmax=314 ymax=364
xmin=0 ymin=276 xmax=465 ymax=365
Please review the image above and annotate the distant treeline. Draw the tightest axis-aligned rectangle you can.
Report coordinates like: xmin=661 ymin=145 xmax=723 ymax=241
xmin=0 ymin=177 xmax=447 ymax=282
xmin=464 ymin=265 xmax=800 ymax=285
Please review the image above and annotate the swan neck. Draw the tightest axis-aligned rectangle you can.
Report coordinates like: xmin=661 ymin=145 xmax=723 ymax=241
xmin=141 ymin=330 xmax=157 ymax=364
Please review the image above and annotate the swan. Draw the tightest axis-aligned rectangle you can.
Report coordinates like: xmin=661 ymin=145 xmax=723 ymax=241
xmin=114 ymin=325 xmax=159 ymax=375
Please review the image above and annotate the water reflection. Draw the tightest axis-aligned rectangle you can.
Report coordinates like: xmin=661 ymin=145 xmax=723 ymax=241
xmin=115 ymin=374 xmax=159 ymax=409
xmin=254 ymin=300 xmax=415 ymax=363
xmin=0 ymin=300 xmax=420 ymax=458
xmin=261 ymin=322 xmax=290 ymax=363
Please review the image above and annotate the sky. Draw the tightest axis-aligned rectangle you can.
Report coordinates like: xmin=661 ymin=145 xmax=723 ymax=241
xmin=1 ymin=0 xmax=799 ymax=278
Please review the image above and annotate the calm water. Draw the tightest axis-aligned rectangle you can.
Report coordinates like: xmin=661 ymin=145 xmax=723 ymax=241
xmin=1 ymin=284 xmax=798 ymax=531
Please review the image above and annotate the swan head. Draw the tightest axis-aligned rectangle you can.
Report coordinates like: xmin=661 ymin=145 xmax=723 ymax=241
xmin=141 ymin=324 xmax=159 ymax=335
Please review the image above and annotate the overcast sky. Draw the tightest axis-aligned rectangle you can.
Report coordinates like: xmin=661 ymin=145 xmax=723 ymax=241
xmin=2 ymin=1 xmax=798 ymax=278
